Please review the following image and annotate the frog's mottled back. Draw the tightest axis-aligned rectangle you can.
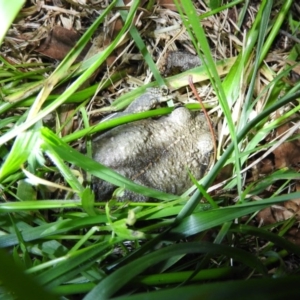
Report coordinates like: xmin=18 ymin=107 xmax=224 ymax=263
xmin=92 ymin=99 xmax=213 ymax=202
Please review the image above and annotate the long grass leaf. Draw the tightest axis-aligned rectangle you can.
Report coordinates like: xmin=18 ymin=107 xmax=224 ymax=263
xmin=108 ymin=277 xmax=300 ymax=300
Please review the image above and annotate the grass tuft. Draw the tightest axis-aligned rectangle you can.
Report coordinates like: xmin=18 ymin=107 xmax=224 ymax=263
xmin=1 ymin=0 xmax=300 ymax=298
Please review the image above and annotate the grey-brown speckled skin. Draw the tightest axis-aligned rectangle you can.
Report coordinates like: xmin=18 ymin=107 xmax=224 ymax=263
xmin=92 ymin=89 xmax=213 ymax=202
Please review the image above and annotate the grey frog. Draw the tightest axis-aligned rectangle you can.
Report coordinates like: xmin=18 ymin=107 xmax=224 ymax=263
xmin=92 ymin=88 xmax=214 ymax=202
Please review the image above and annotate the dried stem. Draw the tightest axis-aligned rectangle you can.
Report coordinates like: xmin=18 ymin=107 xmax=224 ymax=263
xmin=188 ymin=75 xmax=216 ymax=164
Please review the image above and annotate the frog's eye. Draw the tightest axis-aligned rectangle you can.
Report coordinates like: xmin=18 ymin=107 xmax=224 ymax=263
xmin=160 ymin=85 xmax=169 ymax=96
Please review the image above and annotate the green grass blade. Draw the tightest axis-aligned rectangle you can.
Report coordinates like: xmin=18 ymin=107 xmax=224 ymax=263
xmin=0 ymin=123 xmax=40 ymax=180
xmin=172 ymin=192 xmax=300 ymax=237
xmin=63 ymin=107 xmax=173 ymax=143
xmin=0 ymin=216 xmax=108 ymax=247
xmin=83 ymin=242 xmax=267 ymax=299
xmin=0 ymin=0 xmax=25 ymax=45
xmin=35 ymin=242 xmax=114 ymax=288
xmin=0 ymin=248 xmax=58 ymax=300
xmin=259 ymin=0 xmax=294 ymax=66
xmin=238 ymin=1 xmax=272 ymax=131
xmin=118 ymin=1 xmax=165 ymax=86
xmin=232 ymin=225 xmax=300 ymax=257
xmin=175 ymin=0 xmax=242 ymax=214
xmin=107 ymin=277 xmax=300 ymax=300
xmin=0 ymin=200 xmax=81 ymax=212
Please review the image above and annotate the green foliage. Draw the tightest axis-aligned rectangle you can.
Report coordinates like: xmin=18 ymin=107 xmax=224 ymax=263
xmin=0 ymin=0 xmax=300 ymax=298
xmin=0 ymin=0 xmax=25 ymax=45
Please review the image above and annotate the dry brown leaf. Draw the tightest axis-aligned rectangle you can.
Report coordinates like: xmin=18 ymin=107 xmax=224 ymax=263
xmin=285 ymin=227 xmax=300 ymax=246
xmin=257 ymin=207 xmax=279 ymax=225
xmin=283 ymin=182 xmax=300 ymax=219
xmin=273 ymin=122 xmax=300 ymax=169
xmin=158 ymin=0 xmax=181 ymax=11
xmin=257 ymin=183 xmax=300 ymax=226
xmin=256 ymin=158 xmax=274 ymax=175
xmin=58 ymin=104 xmax=77 ymax=137
xmin=35 ymin=26 xmax=91 ymax=61
xmin=257 ymin=205 xmax=294 ymax=225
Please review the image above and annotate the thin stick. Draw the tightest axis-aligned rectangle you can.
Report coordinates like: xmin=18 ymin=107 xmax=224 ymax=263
xmin=188 ymin=75 xmax=216 ymax=164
